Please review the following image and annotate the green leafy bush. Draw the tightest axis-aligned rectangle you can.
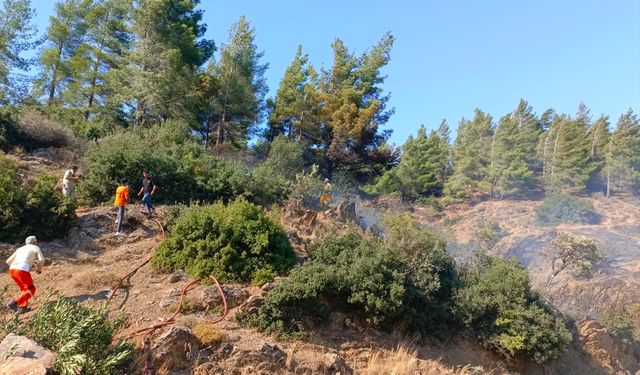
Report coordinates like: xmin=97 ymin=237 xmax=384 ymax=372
xmin=455 ymin=254 xmax=571 ymax=363
xmin=0 ymin=294 xmax=133 ymax=375
xmin=80 ymin=123 xmax=289 ymax=206
xmin=244 ymin=215 xmax=458 ymax=337
xmin=602 ymin=304 xmax=640 ymax=345
xmin=152 ymin=199 xmax=296 ymax=282
xmin=0 ymin=157 xmax=75 ymax=242
xmin=22 ymin=173 xmax=76 ymax=240
xmin=548 ymin=232 xmax=602 ymax=276
xmin=286 ymin=164 xmax=323 ymax=212
xmin=474 ymin=219 xmax=506 ymax=251
xmin=536 ymin=194 xmax=600 ymax=226
xmin=0 ymin=107 xmax=19 ymax=151
xmin=0 ymin=156 xmax=25 ymax=239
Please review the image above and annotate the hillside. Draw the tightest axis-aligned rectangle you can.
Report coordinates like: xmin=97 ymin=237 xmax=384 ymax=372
xmin=0 ymin=152 xmax=638 ymax=374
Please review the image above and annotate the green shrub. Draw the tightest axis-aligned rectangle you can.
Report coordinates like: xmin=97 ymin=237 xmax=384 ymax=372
xmin=255 ymin=136 xmax=304 ymax=182
xmin=474 ymin=219 xmax=506 ymax=251
xmin=80 ymin=124 xmax=289 ymax=206
xmin=548 ymin=232 xmax=602 ymax=276
xmin=0 ymin=157 xmax=74 ymax=242
xmin=0 ymin=156 xmax=25 ymax=240
xmin=455 ymin=254 xmax=571 ymax=363
xmin=602 ymin=304 xmax=640 ymax=344
xmin=0 ymin=107 xmax=19 ymax=151
xmin=152 ymin=199 xmax=296 ymax=282
xmin=536 ymin=194 xmax=600 ymax=226
xmin=0 ymin=294 xmax=133 ymax=375
xmin=244 ymin=215 xmax=458 ymax=338
xmin=22 ymin=173 xmax=76 ymax=240
xmin=286 ymin=165 xmax=323 ymax=212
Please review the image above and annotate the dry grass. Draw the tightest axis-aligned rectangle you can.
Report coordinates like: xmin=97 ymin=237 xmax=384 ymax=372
xmin=363 ymin=345 xmax=418 ymax=375
xmin=74 ymin=272 xmax=121 ymax=290
xmin=76 ymin=251 xmax=96 ymax=264
xmin=363 ymin=345 xmax=486 ymax=375
xmin=192 ymin=323 xmax=226 ymax=347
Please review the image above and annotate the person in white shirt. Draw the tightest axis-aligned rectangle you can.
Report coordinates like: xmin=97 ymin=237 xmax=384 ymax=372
xmin=5 ymin=236 xmax=44 ymax=312
xmin=62 ymin=166 xmax=81 ymax=198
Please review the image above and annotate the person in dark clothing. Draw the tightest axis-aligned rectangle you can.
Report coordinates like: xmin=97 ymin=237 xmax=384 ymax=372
xmin=137 ymin=170 xmax=157 ymax=218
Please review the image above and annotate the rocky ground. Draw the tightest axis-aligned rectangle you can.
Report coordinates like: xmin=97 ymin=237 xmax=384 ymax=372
xmin=0 ymin=151 xmax=638 ymax=374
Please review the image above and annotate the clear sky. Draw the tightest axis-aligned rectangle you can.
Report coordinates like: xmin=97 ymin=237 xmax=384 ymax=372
xmin=30 ymin=0 xmax=640 ymax=145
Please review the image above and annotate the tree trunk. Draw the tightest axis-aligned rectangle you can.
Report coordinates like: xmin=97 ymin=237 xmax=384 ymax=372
xmin=48 ymin=42 xmax=64 ymax=104
xmin=606 ymin=131 xmax=614 ymax=198
xmin=216 ymin=110 xmax=225 ymax=145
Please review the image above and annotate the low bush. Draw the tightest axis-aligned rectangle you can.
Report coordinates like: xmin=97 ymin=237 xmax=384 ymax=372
xmin=15 ymin=109 xmax=76 ymax=150
xmin=474 ymin=219 xmax=506 ymax=251
xmin=548 ymin=232 xmax=602 ymax=276
xmin=286 ymin=165 xmax=323 ymax=212
xmin=0 ymin=294 xmax=133 ymax=375
xmin=152 ymin=199 xmax=296 ymax=282
xmin=244 ymin=215 xmax=457 ymax=338
xmin=601 ymin=304 xmax=640 ymax=345
xmin=0 ymin=157 xmax=75 ymax=242
xmin=0 ymin=107 xmax=19 ymax=151
xmin=22 ymin=173 xmax=76 ymax=240
xmin=455 ymin=254 xmax=571 ymax=363
xmin=536 ymin=194 xmax=600 ymax=226
xmin=80 ymin=123 xmax=290 ymax=206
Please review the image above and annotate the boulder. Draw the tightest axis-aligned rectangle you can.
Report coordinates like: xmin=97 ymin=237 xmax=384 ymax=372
xmin=201 ymin=284 xmax=249 ymax=309
xmin=577 ymin=319 xmax=640 ymax=374
xmin=151 ymin=326 xmax=200 ymax=371
xmin=169 ymin=269 xmax=185 ymax=283
xmin=336 ymin=201 xmax=357 ymax=222
xmin=239 ymin=295 xmax=264 ymax=315
xmin=0 ymin=333 xmax=56 ymax=375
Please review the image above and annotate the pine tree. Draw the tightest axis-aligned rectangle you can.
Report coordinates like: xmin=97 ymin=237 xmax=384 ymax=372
xmin=200 ymin=16 xmax=267 ymax=147
xmin=35 ymin=0 xmax=93 ymax=104
xmin=318 ymin=32 xmax=395 ymax=180
xmin=113 ymin=0 xmax=214 ymax=124
xmin=0 ymin=0 xmax=37 ymax=102
xmin=586 ymin=115 xmax=610 ymax=191
xmin=62 ymin=0 xmax=132 ymax=119
xmin=488 ymin=100 xmax=540 ymax=198
xmin=604 ymin=109 xmax=640 ymax=197
xmin=445 ymin=109 xmax=494 ymax=197
xmin=268 ymin=46 xmax=309 ymax=141
xmin=367 ymin=125 xmax=448 ymax=199
xmin=542 ymin=112 xmax=594 ymax=195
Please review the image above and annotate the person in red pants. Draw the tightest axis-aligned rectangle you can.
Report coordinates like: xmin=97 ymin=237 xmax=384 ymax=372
xmin=5 ymin=236 xmax=44 ymax=313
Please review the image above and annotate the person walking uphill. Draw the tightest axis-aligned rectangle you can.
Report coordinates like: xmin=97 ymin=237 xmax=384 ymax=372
xmin=6 ymin=236 xmax=45 ymax=313
xmin=137 ymin=170 xmax=157 ymax=218
xmin=114 ymin=178 xmax=129 ymax=235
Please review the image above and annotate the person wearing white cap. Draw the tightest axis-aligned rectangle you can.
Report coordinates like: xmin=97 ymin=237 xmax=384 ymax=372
xmin=5 ymin=236 xmax=44 ymax=312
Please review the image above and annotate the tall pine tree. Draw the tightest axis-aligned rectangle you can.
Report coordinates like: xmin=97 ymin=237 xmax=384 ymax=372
xmin=199 ymin=16 xmax=267 ymax=147
xmin=113 ymin=0 xmax=214 ymax=124
xmin=488 ymin=100 xmax=540 ymax=198
xmin=318 ymin=32 xmax=395 ymax=180
xmin=604 ymin=109 xmax=640 ymax=197
xmin=0 ymin=0 xmax=37 ymax=102
xmin=541 ymin=109 xmax=594 ymax=195
xmin=62 ymin=0 xmax=132 ymax=119
xmin=445 ymin=109 xmax=494 ymax=197
xmin=35 ymin=0 xmax=92 ymax=104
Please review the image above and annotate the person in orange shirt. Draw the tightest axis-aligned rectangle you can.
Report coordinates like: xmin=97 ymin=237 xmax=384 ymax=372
xmin=114 ymin=178 xmax=129 ymax=235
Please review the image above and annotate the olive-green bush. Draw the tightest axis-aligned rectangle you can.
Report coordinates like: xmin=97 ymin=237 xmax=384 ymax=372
xmin=455 ymin=254 xmax=571 ymax=363
xmin=152 ymin=199 xmax=296 ymax=282
xmin=0 ymin=156 xmax=75 ymax=242
xmin=79 ymin=123 xmax=289 ymax=206
xmin=0 ymin=293 xmax=133 ymax=375
xmin=536 ymin=194 xmax=600 ymax=226
xmin=244 ymin=215 xmax=458 ymax=338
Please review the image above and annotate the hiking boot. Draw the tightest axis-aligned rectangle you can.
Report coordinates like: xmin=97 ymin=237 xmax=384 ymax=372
xmin=5 ymin=300 xmax=18 ymax=312
xmin=18 ymin=306 xmax=31 ymax=314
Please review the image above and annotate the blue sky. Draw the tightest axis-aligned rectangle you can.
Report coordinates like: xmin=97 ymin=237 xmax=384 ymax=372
xmin=31 ymin=0 xmax=640 ymax=145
